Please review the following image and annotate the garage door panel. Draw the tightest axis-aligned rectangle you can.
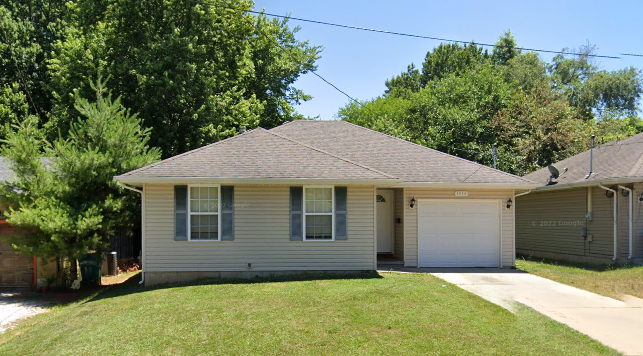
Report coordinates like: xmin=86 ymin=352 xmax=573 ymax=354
xmin=418 ymin=201 xmax=500 ymax=268
xmin=0 ymin=239 xmax=32 ymax=287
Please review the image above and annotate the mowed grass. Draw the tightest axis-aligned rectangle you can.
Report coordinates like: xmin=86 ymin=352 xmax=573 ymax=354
xmin=517 ymin=256 xmax=643 ymax=300
xmin=0 ymin=272 xmax=617 ymax=356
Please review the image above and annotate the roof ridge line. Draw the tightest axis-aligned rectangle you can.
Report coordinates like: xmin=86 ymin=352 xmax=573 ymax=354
xmin=118 ymin=128 xmax=260 ymax=177
xmin=337 ymin=121 xmax=535 ymax=183
xmin=265 ymin=130 xmax=398 ymax=180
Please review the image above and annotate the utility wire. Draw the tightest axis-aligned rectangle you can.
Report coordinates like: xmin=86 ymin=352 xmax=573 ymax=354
xmin=205 ymin=1 xmax=640 ymax=59
xmin=198 ymin=1 xmax=516 ymax=164
xmin=250 ymin=10 xmax=626 ymax=60
xmin=201 ymin=1 xmax=627 ymax=168
xmin=245 ymin=6 xmax=494 ymax=163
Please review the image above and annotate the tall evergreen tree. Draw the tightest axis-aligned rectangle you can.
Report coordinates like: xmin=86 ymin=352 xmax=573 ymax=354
xmin=0 ymin=78 xmax=160 ymax=281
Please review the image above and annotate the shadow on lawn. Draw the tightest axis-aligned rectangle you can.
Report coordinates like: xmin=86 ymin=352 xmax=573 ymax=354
xmin=516 ymin=254 xmax=640 ymax=272
xmin=81 ymin=271 xmax=383 ymax=304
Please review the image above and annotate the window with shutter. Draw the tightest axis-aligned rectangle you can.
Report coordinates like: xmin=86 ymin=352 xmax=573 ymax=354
xmin=187 ymin=185 xmax=221 ymax=241
xmin=303 ymin=186 xmax=334 ymax=241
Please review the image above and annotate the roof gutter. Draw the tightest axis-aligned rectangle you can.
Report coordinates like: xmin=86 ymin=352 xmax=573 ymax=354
xmin=530 ymin=177 xmax=643 ymax=192
xmin=395 ymin=182 xmax=540 ymax=190
xmin=114 ymin=176 xmax=401 ymax=187
xmin=618 ymin=185 xmax=633 ymax=260
xmin=598 ymin=185 xmax=618 ymax=262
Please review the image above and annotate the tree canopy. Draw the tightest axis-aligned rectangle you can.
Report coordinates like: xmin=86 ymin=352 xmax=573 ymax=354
xmin=341 ymin=32 xmax=643 ymax=175
xmin=1 ymin=0 xmax=321 ymax=158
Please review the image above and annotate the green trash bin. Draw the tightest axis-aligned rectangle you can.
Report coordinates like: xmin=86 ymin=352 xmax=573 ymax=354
xmin=79 ymin=253 xmax=103 ymax=286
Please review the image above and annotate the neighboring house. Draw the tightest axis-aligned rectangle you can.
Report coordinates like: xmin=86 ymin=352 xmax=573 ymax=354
xmin=115 ymin=120 xmax=537 ymax=286
xmin=0 ymin=158 xmax=139 ymax=288
xmin=0 ymin=221 xmax=34 ymax=288
xmin=516 ymin=133 xmax=643 ymax=265
xmin=0 ymin=159 xmax=38 ymax=288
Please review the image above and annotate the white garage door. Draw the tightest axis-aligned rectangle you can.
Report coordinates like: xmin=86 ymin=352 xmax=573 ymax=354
xmin=418 ymin=200 xmax=500 ymax=267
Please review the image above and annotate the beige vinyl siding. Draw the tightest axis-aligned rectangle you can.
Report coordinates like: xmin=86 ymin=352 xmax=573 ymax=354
xmin=516 ymin=186 xmax=642 ymax=264
xmin=403 ymin=188 xmax=515 ymax=268
xmin=394 ymin=188 xmax=404 ymax=260
xmin=143 ymin=184 xmax=375 ymax=272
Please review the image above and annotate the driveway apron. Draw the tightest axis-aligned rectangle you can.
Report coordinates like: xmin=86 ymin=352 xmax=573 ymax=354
xmin=431 ymin=268 xmax=643 ymax=355
xmin=385 ymin=268 xmax=643 ymax=356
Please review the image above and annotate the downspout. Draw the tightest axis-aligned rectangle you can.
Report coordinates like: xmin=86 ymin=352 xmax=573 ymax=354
xmin=512 ymin=190 xmax=532 ymax=267
xmin=599 ymin=185 xmax=618 ymax=261
xmin=119 ymin=182 xmax=145 ymax=285
xmin=515 ymin=190 xmax=532 ymax=198
xmin=618 ymin=185 xmax=633 ymax=260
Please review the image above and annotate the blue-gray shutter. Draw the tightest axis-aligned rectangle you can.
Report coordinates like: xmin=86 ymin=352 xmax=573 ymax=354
xmin=335 ymin=187 xmax=348 ymax=240
xmin=220 ymin=186 xmax=234 ymax=241
xmin=174 ymin=185 xmax=188 ymax=241
xmin=290 ymin=187 xmax=303 ymax=241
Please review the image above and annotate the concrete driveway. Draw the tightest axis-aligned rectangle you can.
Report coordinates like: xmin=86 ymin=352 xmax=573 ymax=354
xmin=0 ymin=290 xmax=50 ymax=334
xmin=426 ymin=268 xmax=643 ymax=356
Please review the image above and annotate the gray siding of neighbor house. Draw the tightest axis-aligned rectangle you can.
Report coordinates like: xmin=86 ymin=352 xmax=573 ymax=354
xmin=394 ymin=188 xmax=405 ymax=261
xmin=516 ymin=185 xmax=643 ymax=264
xmin=402 ymin=188 xmax=515 ymax=268
xmin=636 ymin=183 xmax=643 ymax=260
xmin=142 ymin=184 xmax=376 ymax=285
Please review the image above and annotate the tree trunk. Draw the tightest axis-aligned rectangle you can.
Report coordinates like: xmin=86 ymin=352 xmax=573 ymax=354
xmin=68 ymin=258 xmax=78 ymax=287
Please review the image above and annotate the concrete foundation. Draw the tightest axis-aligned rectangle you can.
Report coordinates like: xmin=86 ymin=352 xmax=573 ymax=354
xmin=143 ymin=269 xmax=373 ymax=287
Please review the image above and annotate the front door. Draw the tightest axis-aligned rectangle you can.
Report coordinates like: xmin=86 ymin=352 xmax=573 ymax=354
xmin=376 ymin=190 xmax=394 ymax=254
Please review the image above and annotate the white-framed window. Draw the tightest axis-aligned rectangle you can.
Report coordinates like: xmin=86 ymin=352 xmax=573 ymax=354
xmin=188 ymin=184 xmax=221 ymax=241
xmin=303 ymin=186 xmax=334 ymax=241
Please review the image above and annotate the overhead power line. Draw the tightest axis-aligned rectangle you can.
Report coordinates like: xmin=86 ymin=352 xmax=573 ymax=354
xmin=196 ymin=2 xmax=491 ymax=159
xmin=620 ymin=53 xmax=643 ymax=58
xmin=199 ymin=2 xmax=633 ymax=166
xmin=249 ymin=10 xmax=629 ymax=60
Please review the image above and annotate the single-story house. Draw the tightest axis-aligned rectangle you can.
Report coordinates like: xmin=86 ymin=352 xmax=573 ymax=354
xmin=115 ymin=120 xmax=538 ymax=286
xmin=516 ymin=133 xmax=643 ymax=265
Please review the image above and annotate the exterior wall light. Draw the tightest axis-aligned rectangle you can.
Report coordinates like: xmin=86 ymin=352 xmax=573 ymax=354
xmin=410 ymin=197 xmax=416 ymax=209
xmin=506 ymin=198 xmax=513 ymax=209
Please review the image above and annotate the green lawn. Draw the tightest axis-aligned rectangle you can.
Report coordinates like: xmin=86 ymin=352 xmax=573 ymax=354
xmin=517 ymin=256 xmax=643 ymax=300
xmin=0 ymin=272 xmax=618 ymax=355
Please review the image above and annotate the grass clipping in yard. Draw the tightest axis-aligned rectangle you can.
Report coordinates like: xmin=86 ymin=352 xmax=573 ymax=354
xmin=0 ymin=273 xmax=617 ymax=356
xmin=517 ymin=257 xmax=643 ymax=300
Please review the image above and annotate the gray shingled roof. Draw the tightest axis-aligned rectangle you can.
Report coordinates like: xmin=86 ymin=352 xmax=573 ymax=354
xmin=118 ymin=120 xmax=534 ymax=185
xmin=119 ymin=128 xmax=393 ymax=180
xmin=525 ymin=132 xmax=643 ymax=185
xmin=270 ymin=121 xmax=533 ymax=184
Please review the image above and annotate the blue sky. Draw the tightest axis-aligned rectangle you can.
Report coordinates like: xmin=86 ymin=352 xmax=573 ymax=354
xmin=253 ymin=0 xmax=643 ymax=120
